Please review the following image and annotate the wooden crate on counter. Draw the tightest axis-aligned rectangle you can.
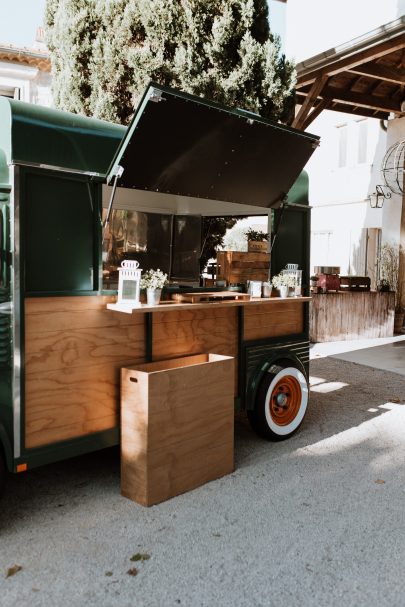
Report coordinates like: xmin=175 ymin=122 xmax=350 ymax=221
xmin=216 ymin=251 xmax=270 ymax=285
xmin=172 ymin=291 xmax=251 ymax=304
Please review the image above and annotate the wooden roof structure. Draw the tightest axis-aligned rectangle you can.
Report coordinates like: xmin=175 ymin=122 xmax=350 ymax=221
xmin=293 ymin=17 xmax=405 ymax=130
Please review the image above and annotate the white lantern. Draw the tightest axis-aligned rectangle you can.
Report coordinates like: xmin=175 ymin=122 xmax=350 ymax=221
xmin=117 ymin=260 xmax=142 ymax=307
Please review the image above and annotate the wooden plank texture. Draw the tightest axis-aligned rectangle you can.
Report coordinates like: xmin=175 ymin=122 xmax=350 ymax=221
xmin=217 ymin=251 xmax=270 ymax=285
xmin=310 ymin=292 xmax=395 ymax=342
xmin=171 ymin=291 xmax=250 ymax=304
xmin=121 ymin=354 xmax=234 ymax=506
xmin=152 ymin=306 xmax=238 ymax=358
xmin=244 ymin=301 xmax=305 ymax=341
xmin=25 ymin=296 xmax=146 ymax=448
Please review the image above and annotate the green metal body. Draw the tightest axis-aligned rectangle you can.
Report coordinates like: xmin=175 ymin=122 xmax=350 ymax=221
xmin=0 ymin=92 xmax=312 ymax=476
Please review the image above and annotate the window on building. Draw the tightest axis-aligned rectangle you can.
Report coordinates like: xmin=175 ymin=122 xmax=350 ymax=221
xmin=357 ymin=119 xmax=368 ymax=164
xmin=0 ymin=86 xmax=20 ymax=99
xmin=337 ymin=124 xmax=347 ymax=167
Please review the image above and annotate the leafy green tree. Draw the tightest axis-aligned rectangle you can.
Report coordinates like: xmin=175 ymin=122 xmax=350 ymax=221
xmin=45 ymin=0 xmax=295 ymax=124
xmin=45 ymin=0 xmax=295 ymax=273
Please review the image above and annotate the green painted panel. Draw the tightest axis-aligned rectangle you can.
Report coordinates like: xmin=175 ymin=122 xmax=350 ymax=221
xmin=0 ymin=97 xmax=125 ymax=176
xmin=23 ymin=172 xmax=97 ymax=292
xmin=288 ymin=170 xmax=309 ymax=206
xmin=271 ymin=206 xmax=310 ymax=290
xmin=19 ymin=427 xmax=119 ymax=471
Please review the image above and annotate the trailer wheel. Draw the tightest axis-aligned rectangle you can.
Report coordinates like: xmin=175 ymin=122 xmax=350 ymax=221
xmin=0 ymin=450 xmax=6 ymax=497
xmin=248 ymin=362 xmax=309 ymax=440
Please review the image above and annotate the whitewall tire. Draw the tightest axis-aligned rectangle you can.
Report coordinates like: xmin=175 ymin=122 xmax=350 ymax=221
xmin=248 ymin=362 xmax=308 ymax=440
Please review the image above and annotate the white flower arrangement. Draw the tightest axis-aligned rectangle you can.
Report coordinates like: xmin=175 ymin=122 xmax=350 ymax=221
xmin=140 ymin=268 xmax=168 ymax=290
xmin=271 ymin=273 xmax=297 ymax=289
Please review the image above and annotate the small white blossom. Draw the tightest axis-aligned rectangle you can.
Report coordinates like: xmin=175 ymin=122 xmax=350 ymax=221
xmin=271 ymin=273 xmax=297 ymax=289
xmin=140 ymin=268 xmax=168 ymax=290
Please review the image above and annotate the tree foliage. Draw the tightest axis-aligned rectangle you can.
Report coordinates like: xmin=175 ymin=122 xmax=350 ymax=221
xmin=45 ymin=0 xmax=295 ymax=273
xmin=45 ymin=0 xmax=296 ymax=125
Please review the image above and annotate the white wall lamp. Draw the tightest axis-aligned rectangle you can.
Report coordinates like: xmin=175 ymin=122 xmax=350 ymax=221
xmin=368 ymin=185 xmax=392 ymax=209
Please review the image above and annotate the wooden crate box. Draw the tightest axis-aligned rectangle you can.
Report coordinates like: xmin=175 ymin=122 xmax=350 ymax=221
xmin=216 ymin=251 xmax=270 ymax=285
xmin=121 ymin=353 xmax=234 ymax=506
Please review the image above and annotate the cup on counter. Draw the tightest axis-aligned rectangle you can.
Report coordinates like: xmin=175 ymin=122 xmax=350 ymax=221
xmin=262 ymin=282 xmax=271 ymax=298
xmin=247 ymin=280 xmax=262 ymax=298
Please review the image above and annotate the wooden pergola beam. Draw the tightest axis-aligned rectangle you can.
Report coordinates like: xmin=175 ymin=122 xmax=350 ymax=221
xmin=319 ymin=85 xmax=403 ymax=114
xmin=348 ymin=61 xmax=405 ymax=85
xmin=292 ymin=74 xmax=328 ymax=130
xmin=301 ymin=99 xmax=330 ymax=131
xmin=297 ymin=34 xmax=405 ymax=88
xmin=295 ymin=86 xmax=397 ymax=115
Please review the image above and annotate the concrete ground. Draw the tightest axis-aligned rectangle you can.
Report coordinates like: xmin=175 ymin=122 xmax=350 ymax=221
xmin=1 ymin=347 xmax=405 ymax=607
xmin=311 ymin=334 xmax=405 ymax=376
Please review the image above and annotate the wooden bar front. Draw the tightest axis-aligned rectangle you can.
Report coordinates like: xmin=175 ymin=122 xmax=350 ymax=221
xmin=310 ymin=292 xmax=395 ymax=342
xmin=24 ymin=295 xmax=309 ymax=449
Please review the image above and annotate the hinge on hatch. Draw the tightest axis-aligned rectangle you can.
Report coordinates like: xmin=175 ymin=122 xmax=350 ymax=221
xmin=149 ymin=88 xmax=166 ymax=103
xmin=111 ymin=164 xmax=124 ymax=179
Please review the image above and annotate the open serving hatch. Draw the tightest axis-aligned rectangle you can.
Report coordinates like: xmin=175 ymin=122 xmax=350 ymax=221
xmin=104 ymin=83 xmax=319 ymax=217
xmin=102 ymin=83 xmax=319 ymax=286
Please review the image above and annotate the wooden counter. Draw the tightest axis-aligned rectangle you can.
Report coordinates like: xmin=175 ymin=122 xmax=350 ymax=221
xmin=310 ymin=291 xmax=395 ymax=342
xmin=107 ymin=296 xmax=311 ymax=314
xmin=24 ymin=294 xmax=310 ymax=449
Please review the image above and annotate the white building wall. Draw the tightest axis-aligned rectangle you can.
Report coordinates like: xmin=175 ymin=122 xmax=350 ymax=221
xmin=286 ymin=1 xmax=405 ymax=279
xmin=381 ymin=116 xmax=405 ymax=246
xmin=0 ymin=60 xmax=52 ymax=106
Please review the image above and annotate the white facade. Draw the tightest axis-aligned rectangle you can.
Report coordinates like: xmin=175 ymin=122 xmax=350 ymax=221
xmin=0 ymin=55 xmax=52 ymax=106
xmin=286 ymin=1 xmax=405 ymax=282
xmin=0 ymin=25 xmax=52 ymax=107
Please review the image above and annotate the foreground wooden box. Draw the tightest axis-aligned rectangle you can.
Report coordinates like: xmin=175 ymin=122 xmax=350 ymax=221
xmin=121 ymin=353 xmax=235 ymax=506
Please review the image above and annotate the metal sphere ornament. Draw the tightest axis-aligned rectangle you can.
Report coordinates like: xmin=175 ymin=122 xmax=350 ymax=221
xmin=381 ymin=140 xmax=405 ymax=195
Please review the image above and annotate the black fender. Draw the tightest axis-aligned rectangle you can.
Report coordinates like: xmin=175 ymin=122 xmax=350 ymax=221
xmin=246 ymin=348 xmax=307 ymax=411
xmin=0 ymin=423 xmax=13 ymax=472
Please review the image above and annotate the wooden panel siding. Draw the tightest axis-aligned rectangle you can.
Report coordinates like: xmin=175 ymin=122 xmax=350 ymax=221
xmin=25 ymin=296 xmax=146 ymax=448
xmin=244 ymin=301 xmax=304 ymax=341
xmin=310 ymin=292 xmax=395 ymax=342
xmin=152 ymin=307 xmax=239 ymax=394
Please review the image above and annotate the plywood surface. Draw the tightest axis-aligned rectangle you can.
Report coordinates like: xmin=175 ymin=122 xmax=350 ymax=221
xmin=107 ymin=296 xmax=311 ymax=314
xmin=121 ymin=354 xmax=234 ymax=506
xmin=244 ymin=300 xmax=305 ymax=341
xmin=25 ymin=296 xmax=146 ymax=449
xmin=171 ymin=291 xmax=250 ymax=303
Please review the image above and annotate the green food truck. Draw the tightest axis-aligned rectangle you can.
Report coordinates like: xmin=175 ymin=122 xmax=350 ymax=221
xmin=0 ymin=83 xmax=319 ymax=495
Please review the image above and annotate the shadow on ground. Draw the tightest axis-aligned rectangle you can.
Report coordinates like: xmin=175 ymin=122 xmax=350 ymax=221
xmin=1 ymin=357 xmax=404 ymax=528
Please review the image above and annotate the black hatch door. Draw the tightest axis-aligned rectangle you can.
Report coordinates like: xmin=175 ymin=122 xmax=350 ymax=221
xmin=106 ymin=83 xmax=319 ymax=209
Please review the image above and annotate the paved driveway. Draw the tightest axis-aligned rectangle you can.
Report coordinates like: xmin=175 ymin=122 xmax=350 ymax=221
xmin=1 ymin=356 xmax=405 ymax=607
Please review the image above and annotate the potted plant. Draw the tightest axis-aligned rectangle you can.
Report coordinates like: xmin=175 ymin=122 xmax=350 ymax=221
xmin=379 ymin=243 xmax=405 ymax=333
xmin=245 ymin=228 xmax=269 ymax=253
xmin=140 ymin=268 xmax=168 ymax=305
xmin=271 ymin=272 xmax=298 ymax=298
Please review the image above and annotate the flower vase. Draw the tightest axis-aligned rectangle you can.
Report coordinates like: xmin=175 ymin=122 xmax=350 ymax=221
xmin=278 ymin=285 xmax=288 ymax=298
xmin=146 ymin=288 xmax=162 ymax=306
